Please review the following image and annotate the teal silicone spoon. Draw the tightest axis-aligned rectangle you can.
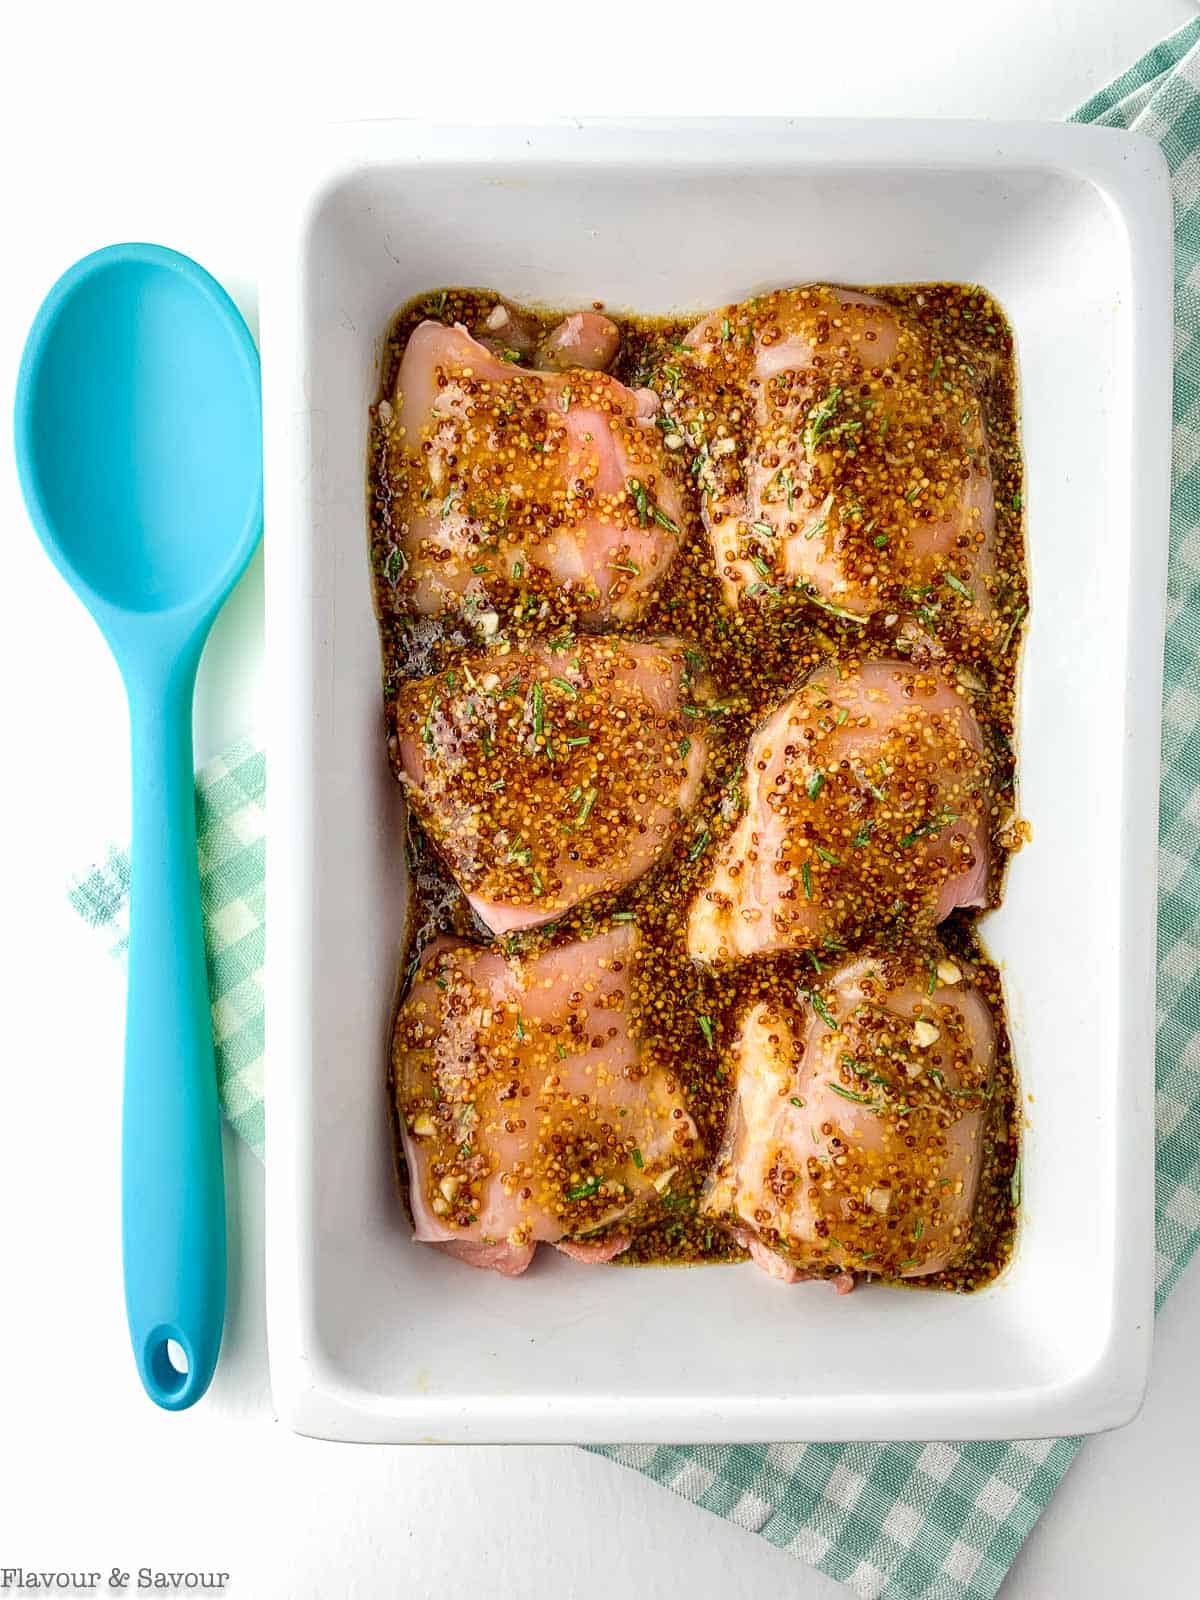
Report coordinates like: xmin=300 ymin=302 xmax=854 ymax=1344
xmin=14 ymin=244 xmax=262 ymax=1409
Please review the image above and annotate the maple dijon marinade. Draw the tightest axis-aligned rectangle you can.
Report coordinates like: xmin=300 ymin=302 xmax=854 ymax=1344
xmin=368 ymin=284 xmax=1026 ymax=1289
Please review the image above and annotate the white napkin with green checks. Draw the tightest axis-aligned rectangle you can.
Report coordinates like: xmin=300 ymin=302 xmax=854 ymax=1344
xmin=68 ymin=22 xmax=1200 ymax=1598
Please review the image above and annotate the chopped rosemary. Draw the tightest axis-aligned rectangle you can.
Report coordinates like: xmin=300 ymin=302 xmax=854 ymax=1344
xmin=421 ymin=694 xmax=440 ymax=748
xmin=826 ymin=1081 xmax=872 ymax=1105
xmin=628 ymin=477 xmax=649 ymax=527
xmin=800 ymin=987 xmax=838 ymax=1030
xmin=549 ymin=676 xmax=577 ymax=697
xmin=530 ymin=682 xmax=545 ymax=741
xmin=801 ymin=586 xmax=869 ymax=625
xmin=805 ymin=386 xmax=842 ymax=451
xmin=697 ymin=1015 xmax=715 ymax=1048
xmin=576 ymin=786 xmax=599 ymax=826
xmin=631 ymin=1147 xmax=644 ymax=1169
xmin=815 ymin=845 xmax=841 ymax=866
xmin=944 ymin=572 xmax=975 ymax=602
xmin=566 ymin=1176 xmax=602 ymax=1201
xmin=898 ymin=809 xmax=959 ymax=848
xmin=1002 ymin=604 xmax=1027 ymax=653
xmin=687 ymin=828 xmax=710 ymax=862
xmin=803 ymin=492 xmax=834 ymax=542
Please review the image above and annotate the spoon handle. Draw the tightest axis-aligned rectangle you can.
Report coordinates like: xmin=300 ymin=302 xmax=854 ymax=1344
xmin=122 ymin=656 xmax=226 ymax=1409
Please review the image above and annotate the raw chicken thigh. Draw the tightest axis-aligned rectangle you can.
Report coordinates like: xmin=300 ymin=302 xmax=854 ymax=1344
xmin=538 ymin=310 xmax=623 ymax=372
xmin=394 ymin=924 xmax=699 ymax=1276
xmin=675 ymin=285 xmax=996 ymax=624
xmin=394 ymin=635 xmax=716 ymax=934
xmin=384 ymin=319 xmax=684 ymax=626
xmin=476 ymin=302 xmax=622 ymax=373
xmin=688 ymin=658 xmax=992 ymax=963
xmin=702 ymin=949 xmax=997 ymax=1284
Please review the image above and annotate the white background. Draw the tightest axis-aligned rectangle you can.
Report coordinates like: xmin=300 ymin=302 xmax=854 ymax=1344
xmin=2 ymin=2 xmax=1198 ymax=1595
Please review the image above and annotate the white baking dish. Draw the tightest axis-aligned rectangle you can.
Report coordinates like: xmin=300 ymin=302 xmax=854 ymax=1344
xmin=263 ymin=120 xmax=1172 ymax=1444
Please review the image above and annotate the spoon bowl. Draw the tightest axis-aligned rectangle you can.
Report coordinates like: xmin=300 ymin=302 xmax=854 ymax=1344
xmin=18 ymin=245 xmax=261 ymax=622
xmin=15 ymin=244 xmax=262 ymax=1409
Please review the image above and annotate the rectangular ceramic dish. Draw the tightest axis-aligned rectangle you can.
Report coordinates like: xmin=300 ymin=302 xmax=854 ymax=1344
xmin=263 ymin=120 xmax=1172 ymax=1443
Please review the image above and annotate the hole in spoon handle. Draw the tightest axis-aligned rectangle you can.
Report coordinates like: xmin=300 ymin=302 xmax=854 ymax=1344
xmin=142 ymin=1325 xmax=204 ymax=1410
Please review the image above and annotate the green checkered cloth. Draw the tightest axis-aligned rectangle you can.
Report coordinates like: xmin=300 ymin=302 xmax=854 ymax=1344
xmin=70 ymin=740 xmax=267 ymax=1157
xmin=67 ymin=23 xmax=1200 ymax=1597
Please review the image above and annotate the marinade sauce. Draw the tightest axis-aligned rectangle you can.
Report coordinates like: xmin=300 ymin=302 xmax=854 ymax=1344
xmin=368 ymin=284 xmax=1027 ymax=1289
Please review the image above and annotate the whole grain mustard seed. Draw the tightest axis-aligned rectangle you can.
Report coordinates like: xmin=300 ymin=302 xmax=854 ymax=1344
xmin=372 ymin=283 xmax=1025 ymax=1288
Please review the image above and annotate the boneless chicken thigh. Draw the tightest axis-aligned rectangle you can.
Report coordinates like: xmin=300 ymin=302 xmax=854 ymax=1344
xmin=384 ymin=320 xmax=684 ymax=625
xmin=688 ymin=658 xmax=991 ymax=963
xmin=702 ymin=950 xmax=997 ymax=1284
xmin=394 ymin=925 xmax=698 ymax=1275
xmin=676 ymin=285 xmax=996 ymax=624
xmin=394 ymin=636 xmax=715 ymax=934
xmin=476 ymin=302 xmax=622 ymax=373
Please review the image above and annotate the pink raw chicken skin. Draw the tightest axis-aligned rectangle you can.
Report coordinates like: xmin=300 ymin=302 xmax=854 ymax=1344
xmin=538 ymin=311 xmax=622 ymax=372
xmin=688 ymin=657 xmax=992 ymax=964
xmin=475 ymin=302 xmax=621 ymax=373
xmin=676 ymin=285 xmax=997 ymax=626
xmin=703 ymin=950 xmax=997 ymax=1284
xmin=393 ymin=925 xmax=699 ymax=1275
xmin=393 ymin=635 xmax=715 ymax=935
xmin=384 ymin=320 xmax=684 ymax=625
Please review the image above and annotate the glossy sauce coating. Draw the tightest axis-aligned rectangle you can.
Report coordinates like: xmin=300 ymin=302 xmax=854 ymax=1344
xmin=370 ymin=284 xmax=1026 ymax=1288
